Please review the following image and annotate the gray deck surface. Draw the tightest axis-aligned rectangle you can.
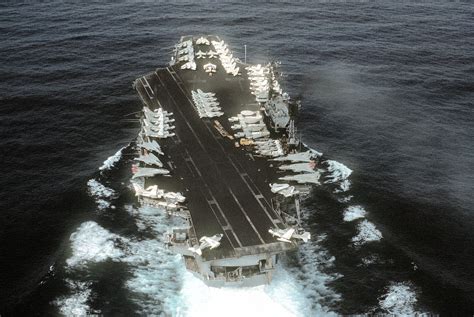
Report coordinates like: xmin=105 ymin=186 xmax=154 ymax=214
xmin=134 ymin=36 xmax=293 ymax=259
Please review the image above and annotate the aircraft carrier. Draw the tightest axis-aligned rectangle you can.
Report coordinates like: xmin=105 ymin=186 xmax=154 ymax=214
xmin=131 ymin=35 xmax=324 ymax=287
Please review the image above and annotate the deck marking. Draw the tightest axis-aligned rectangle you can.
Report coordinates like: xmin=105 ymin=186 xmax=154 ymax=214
xmin=167 ymin=68 xmax=285 ymax=227
xmin=228 ymin=188 xmax=265 ymax=244
xmin=181 ymin=151 xmax=242 ymax=248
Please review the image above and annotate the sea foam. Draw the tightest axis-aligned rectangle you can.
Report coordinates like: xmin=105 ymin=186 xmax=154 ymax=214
xmin=54 ymin=279 xmax=94 ymax=316
xmin=66 ymin=221 xmax=124 ymax=268
xmin=378 ymin=282 xmax=419 ymax=315
xmin=86 ymin=178 xmax=115 ymax=210
xmin=352 ymin=220 xmax=383 ymax=246
xmin=324 ymin=160 xmax=352 ymax=192
xmin=343 ymin=205 xmax=367 ymax=222
xmin=59 ymin=205 xmax=341 ymax=316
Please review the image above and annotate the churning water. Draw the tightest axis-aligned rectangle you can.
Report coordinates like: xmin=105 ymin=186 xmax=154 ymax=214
xmin=1 ymin=2 xmax=473 ymax=315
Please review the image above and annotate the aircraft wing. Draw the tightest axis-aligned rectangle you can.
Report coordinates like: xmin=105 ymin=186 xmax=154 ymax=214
xmin=282 ymin=228 xmax=295 ymax=240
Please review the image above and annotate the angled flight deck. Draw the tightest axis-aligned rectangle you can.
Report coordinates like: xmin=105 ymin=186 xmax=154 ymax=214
xmin=132 ymin=35 xmax=315 ymax=286
xmin=135 ymin=63 xmax=288 ymax=257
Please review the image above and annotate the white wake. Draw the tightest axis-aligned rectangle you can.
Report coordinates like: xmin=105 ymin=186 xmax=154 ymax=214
xmin=86 ymin=178 xmax=115 ymax=210
xmin=55 ymin=148 xmax=344 ymax=316
xmin=343 ymin=205 xmax=366 ymax=222
xmin=378 ymin=282 xmax=419 ymax=315
xmin=352 ymin=220 xmax=383 ymax=246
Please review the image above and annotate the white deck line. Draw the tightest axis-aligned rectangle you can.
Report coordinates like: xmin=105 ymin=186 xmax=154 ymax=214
xmin=166 ymin=68 xmax=284 ymax=228
xmin=228 ymin=188 xmax=266 ymax=244
xmin=156 ymin=72 xmax=246 ymax=247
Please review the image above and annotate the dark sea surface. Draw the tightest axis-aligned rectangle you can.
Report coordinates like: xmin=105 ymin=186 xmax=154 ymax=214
xmin=1 ymin=1 xmax=473 ymax=316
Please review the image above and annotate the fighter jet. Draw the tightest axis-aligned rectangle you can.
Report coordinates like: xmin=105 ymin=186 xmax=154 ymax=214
xmin=178 ymin=54 xmax=189 ymax=62
xmin=243 ymin=123 xmax=266 ymax=132
xmin=203 ymin=63 xmax=217 ymax=73
xmin=132 ymin=183 xmax=163 ymax=198
xmin=132 ymin=183 xmax=185 ymax=204
xmin=268 ymin=227 xmax=311 ymax=243
xmin=196 ymin=50 xmax=207 ymax=59
xmin=132 ymin=166 xmax=169 ymax=179
xmin=180 ymin=40 xmax=192 ymax=48
xmin=142 ymin=124 xmax=175 ymax=138
xmin=207 ymin=50 xmax=218 ymax=58
xmin=196 ymin=36 xmax=210 ymax=45
xmin=278 ymin=171 xmax=321 ymax=185
xmin=273 ymin=150 xmax=322 ymax=163
xmin=137 ymin=140 xmax=163 ymax=155
xmin=163 ymin=192 xmax=186 ymax=203
xmin=188 ymin=234 xmax=223 ymax=255
xmin=134 ymin=152 xmax=163 ymax=167
xmin=211 ymin=40 xmax=225 ymax=50
xmin=278 ymin=162 xmax=316 ymax=173
xmin=269 ymin=228 xmax=295 ymax=243
xmin=270 ymin=183 xmax=299 ymax=197
xmin=248 ymin=130 xmax=270 ymax=139
xmin=143 ymin=106 xmax=173 ymax=118
xmin=231 ymin=67 xmax=240 ymax=76
xmin=181 ymin=61 xmax=196 ymax=70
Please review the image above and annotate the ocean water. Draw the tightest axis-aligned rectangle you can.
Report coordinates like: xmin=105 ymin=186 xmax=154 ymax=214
xmin=1 ymin=1 xmax=473 ymax=315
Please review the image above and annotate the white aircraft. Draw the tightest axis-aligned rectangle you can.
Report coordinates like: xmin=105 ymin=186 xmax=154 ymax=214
xmin=279 ymin=171 xmax=321 ymax=185
xmin=258 ymin=149 xmax=284 ymax=157
xmin=163 ymin=192 xmax=186 ymax=203
xmin=202 ymin=111 xmax=223 ymax=118
xmin=207 ymin=50 xmax=218 ymax=58
xmin=196 ymin=89 xmax=215 ymax=96
xmin=150 ymin=123 xmax=175 ymax=132
xmin=270 ymin=183 xmax=289 ymax=193
xmin=248 ymin=130 xmax=270 ymax=139
xmin=293 ymin=230 xmax=311 ymax=242
xmin=269 ymin=228 xmax=295 ymax=243
xmin=143 ymin=106 xmax=173 ymax=118
xmin=279 ymin=162 xmax=316 ymax=173
xmin=132 ymin=183 xmax=163 ymax=198
xmin=134 ymin=153 xmax=163 ymax=167
xmin=273 ymin=150 xmax=322 ymax=163
xmin=196 ymin=50 xmax=207 ymax=59
xmin=196 ymin=36 xmax=210 ymax=45
xmin=137 ymin=140 xmax=163 ymax=155
xmin=132 ymin=167 xmax=169 ymax=179
xmin=191 ymin=90 xmax=223 ymax=118
xmin=268 ymin=228 xmax=311 ymax=243
xmin=178 ymin=55 xmax=189 ymax=62
xmin=188 ymin=234 xmax=223 ymax=255
xmin=203 ymin=63 xmax=217 ymax=73
xmin=148 ymin=116 xmax=174 ymax=125
xmin=180 ymin=61 xmax=196 ymax=70
xmin=211 ymin=40 xmax=225 ymax=49
xmin=269 ymin=183 xmax=299 ymax=197
xmin=132 ymin=183 xmax=185 ymax=204
xmin=231 ymin=67 xmax=240 ymax=76
xmin=243 ymin=123 xmax=266 ymax=132
xmin=179 ymin=47 xmax=193 ymax=55
xmin=142 ymin=125 xmax=175 ymax=139
xmin=254 ymin=139 xmax=277 ymax=147
xmin=180 ymin=40 xmax=192 ymax=48
xmin=241 ymin=115 xmax=262 ymax=124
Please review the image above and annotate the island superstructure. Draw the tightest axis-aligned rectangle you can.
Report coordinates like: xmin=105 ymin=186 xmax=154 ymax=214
xmin=132 ymin=35 xmax=322 ymax=287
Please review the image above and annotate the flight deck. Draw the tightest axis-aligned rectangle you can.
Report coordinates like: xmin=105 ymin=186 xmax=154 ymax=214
xmin=132 ymin=35 xmax=316 ymax=286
